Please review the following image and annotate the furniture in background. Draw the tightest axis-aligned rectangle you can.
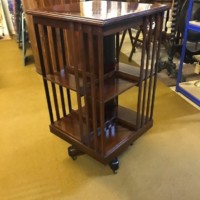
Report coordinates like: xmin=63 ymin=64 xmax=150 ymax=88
xmin=17 ymin=2 xmax=28 ymax=65
xmin=158 ymin=0 xmax=200 ymax=77
xmin=119 ymin=0 xmax=172 ymax=62
xmin=26 ymin=1 xmax=169 ymax=172
xmin=20 ymin=12 xmax=27 ymax=65
xmin=176 ymin=0 xmax=200 ymax=106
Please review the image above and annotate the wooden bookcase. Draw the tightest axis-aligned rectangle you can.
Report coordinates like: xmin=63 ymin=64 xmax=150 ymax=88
xmin=27 ymin=1 xmax=169 ymax=172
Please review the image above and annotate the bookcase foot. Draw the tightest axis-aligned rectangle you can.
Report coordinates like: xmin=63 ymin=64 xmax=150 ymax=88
xmin=109 ymin=158 xmax=119 ymax=174
xmin=68 ymin=146 xmax=84 ymax=160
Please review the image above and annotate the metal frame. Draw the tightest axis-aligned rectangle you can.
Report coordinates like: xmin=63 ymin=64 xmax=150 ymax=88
xmin=176 ymin=0 xmax=200 ymax=106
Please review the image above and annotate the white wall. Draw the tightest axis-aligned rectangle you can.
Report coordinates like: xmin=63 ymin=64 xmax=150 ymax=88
xmin=1 ymin=0 xmax=15 ymax=36
xmin=0 ymin=0 xmax=10 ymax=37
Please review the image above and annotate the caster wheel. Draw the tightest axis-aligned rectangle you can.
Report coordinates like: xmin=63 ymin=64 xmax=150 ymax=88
xmin=72 ymin=156 xmax=77 ymax=160
xmin=68 ymin=146 xmax=83 ymax=160
xmin=109 ymin=158 xmax=119 ymax=174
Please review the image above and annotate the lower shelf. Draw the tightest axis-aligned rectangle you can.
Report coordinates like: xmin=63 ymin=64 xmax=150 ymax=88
xmin=49 ymin=106 xmax=152 ymax=163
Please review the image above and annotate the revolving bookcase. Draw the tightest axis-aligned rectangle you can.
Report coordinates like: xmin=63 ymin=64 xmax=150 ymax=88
xmin=27 ymin=1 xmax=169 ymax=172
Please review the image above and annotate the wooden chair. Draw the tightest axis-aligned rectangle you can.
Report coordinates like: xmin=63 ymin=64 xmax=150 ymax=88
xmin=119 ymin=0 xmax=172 ymax=62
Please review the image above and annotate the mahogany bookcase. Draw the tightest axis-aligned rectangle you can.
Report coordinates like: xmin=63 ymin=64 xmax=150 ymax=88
xmin=26 ymin=1 xmax=169 ymax=173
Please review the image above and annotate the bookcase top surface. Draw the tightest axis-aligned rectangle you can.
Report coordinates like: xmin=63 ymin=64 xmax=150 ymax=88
xmin=26 ymin=0 xmax=170 ymax=26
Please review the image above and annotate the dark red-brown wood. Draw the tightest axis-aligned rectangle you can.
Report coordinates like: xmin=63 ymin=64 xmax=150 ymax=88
xmin=27 ymin=1 xmax=169 ymax=166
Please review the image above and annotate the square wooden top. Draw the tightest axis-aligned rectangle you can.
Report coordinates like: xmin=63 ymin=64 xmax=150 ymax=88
xmin=26 ymin=0 xmax=170 ymax=26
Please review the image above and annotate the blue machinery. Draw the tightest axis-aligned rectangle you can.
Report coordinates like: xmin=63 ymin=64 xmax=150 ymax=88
xmin=176 ymin=0 xmax=200 ymax=106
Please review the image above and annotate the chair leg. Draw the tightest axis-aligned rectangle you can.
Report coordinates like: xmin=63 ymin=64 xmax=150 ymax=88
xmin=118 ymin=29 xmax=127 ymax=53
xmin=129 ymin=27 xmax=142 ymax=62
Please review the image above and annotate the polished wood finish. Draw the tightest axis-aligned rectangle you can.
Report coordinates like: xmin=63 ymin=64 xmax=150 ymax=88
xmin=27 ymin=1 xmax=168 ymax=25
xmin=22 ymin=0 xmax=79 ymax=73
xmin=27 ymin=1 xmax=169 ymax=169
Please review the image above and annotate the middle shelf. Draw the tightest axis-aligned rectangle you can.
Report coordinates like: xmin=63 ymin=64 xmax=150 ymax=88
xmin=45 ymin=62 xmax=154 ymax=102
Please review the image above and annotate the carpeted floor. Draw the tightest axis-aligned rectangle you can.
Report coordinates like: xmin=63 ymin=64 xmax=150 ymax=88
xmin=0 ymin=39 xmax=200 ymax=200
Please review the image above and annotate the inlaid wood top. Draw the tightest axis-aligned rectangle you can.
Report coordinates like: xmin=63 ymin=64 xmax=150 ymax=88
xmin=26 ymin=0 xmax=170 ymax=26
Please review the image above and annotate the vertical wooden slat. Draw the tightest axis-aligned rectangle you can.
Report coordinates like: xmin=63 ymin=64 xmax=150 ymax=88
xmin=51 ymin=83 xmax=60 ymax=120
xmin=115 ymin=32 xmax=120 ymax=132
xmin=145 ymin=14 xmax=159 ymax=123
xmin=39 ymin=24 xmax=58 ymax=121
xmin=60 ymin=29 xmax=66 ymax=67
xmin=63 ymin=29 xmax=70 ymax=68
xmin=50 ymin=27 xmax=60 ymax=72
xmin=115 ymin=33 xmax=119 ymax=121
xmin=47 ymin=26 xmax=66 ymax=118
xmin=59 ymin=86 xmax=66 ymax=117
xmin=39 ymin=25 xmax=54 ymax=74
xmin=54 ymin=28 xmax=66 ymax=117
xmin=78 ymin=24 xmax=90 ymax=146
xmin=59 ymin=29 xmax=66 ymax=116
xmin=55 ymin=28 xmax=64 ymax=70
xmin=150 ymin=12 xmax=164 ymax=120
xmin=97 ymin=29 xmax=105 ymax=155
xmin=43 ymin=26 xmax=61 ymax=120
xmin=136 ymin=17 xmax=148 ymax=130
xmin=141 ymin=16 xmax=153 ymax=127
xmin=34 ymin=22 xmax=53 ymax=123
xmin=47 ymin=26 xmax=57 ymax=72
xmin=116 ymin=32 xmax=120 ymax=69
xmin=63 ymin=29 xmax=72 ymax=113
xmin=69 ymin=22 xmax=84 ymax=141
xmin=66 ymin=89 xmax=72 ymax=113
xmin=87 ymin=26 xmax=98 ymax=151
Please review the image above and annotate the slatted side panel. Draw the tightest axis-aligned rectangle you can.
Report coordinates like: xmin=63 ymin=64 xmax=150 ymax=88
xmin=46 ymin=26 xmax=67 ymax=120
xmin=145 ymin=16 xmax=156 ymax=124
xmin=33 ymin=18 xmax=107 ymax=153
xmin=34 ymin=23 xmax=54 ymax=123
xmin=86 ymin=26 xmax=99 ymax=151
xmin=136 ymin=13 xmax=164 ymax=129
xmin=62 ymin=29 xmax=72 ymax=113
xmin=77 ymin=24 xmax=90 ymax=146
xmin=96 ymin=29 xmax=105 ymax=156
xmin=150 ymin=12 xmax=164 ymax=120
xmin=33 ymin=21 xmax=79 ymax=135
xmin=140 ymin=16 xmax=153 ymax=127
xmin=69 ymin=22 xmax=84 ymax=141
xmin=136 ymin=17 xmax=148 ymax=130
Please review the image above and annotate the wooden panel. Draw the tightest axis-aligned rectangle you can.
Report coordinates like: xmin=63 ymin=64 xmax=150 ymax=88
xmin=22 ymin=0 xmax=79 ymax=74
